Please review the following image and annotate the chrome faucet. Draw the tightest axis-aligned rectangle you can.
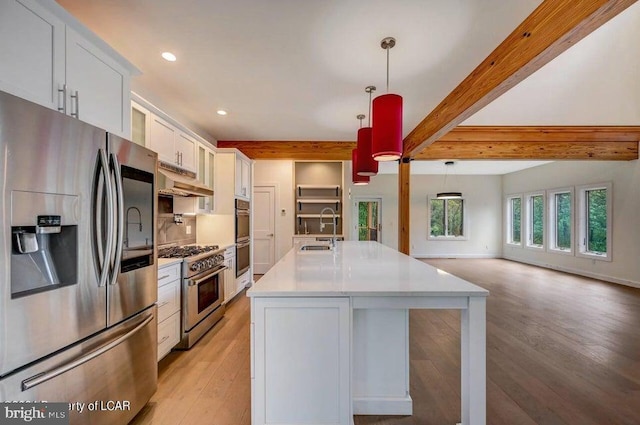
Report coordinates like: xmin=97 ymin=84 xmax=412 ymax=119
xmin=125 ymin=206 xmax=142 ymax=248
xmin=319 ymin=207 xmax=337 ymax=247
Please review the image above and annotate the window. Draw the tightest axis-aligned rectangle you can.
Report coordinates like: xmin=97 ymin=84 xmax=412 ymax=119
xmin=526 ymin=192 xmax=545 ymax=249
xmin=506 ymin=195 xmax=522 ymax=245
xmin=577 ymin=183 xmax=612 ymax=261
xmin=428 ymin=196 xmax=466 ymax=239
xmin=548 ymin=188 xmax=573 ymax=254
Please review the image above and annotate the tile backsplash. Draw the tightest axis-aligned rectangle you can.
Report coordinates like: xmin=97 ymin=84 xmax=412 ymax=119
xmin=158 ymin=215 xmax=196 ymax=246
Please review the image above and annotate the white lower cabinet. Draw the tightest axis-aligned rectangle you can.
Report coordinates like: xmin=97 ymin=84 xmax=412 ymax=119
xmin=157 ymin=262 xmax=181 ymax=361
xmin=251 ymin=297 xmax=351 ymax=425
xmin=237 ymin=270 xmax=251 ymax=294
xmin=223 ymin=246 xmax=236 ymax=304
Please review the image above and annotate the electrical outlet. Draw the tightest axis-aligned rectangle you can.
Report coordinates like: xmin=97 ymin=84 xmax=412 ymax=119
xmin=186 ymin=225 xmax=192 ymax=235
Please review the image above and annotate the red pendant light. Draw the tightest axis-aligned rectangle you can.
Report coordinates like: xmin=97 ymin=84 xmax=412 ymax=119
xmin=352 ymin=149 xmax=370 ymax=185
xmin=356 ymin=86 xmax=379 ymax=176
xmin=372 ymin=37 xmax=403 ymax=162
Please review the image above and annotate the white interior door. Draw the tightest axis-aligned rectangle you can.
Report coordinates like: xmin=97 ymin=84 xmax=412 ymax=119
xmin=253 ymin=186 xmax=276 ymax=274
xmin=352 ymin=197 xmax=382 ymax=242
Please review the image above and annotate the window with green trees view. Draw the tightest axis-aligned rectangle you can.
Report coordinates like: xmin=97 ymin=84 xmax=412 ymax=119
xmin=528 ymin=194 xmax=544 ymax=247
xmin=586 ymin=188 xmax=607 ymax=254
xmin=509 ymin=197 xmax=521 ymax=244
xmin=429 ymin=198 xmax=464 ymax=238
xmin=549 ymin=190 xmax=572 ymax=251
xmin=577 ymin=183 xmax=611 ymax=261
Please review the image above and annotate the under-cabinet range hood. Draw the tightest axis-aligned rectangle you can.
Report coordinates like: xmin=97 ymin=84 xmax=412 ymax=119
xmin=158 ymin=161 xmax=213 ymax=197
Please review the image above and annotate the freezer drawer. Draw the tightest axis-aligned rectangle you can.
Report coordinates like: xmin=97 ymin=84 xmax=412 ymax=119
xmin=0 ymin=307 xmax=158 ymax=425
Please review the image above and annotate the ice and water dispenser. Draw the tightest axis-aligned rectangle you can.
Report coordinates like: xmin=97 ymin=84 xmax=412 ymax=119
xmin=10 ymin=191 xmax=78 ymax=297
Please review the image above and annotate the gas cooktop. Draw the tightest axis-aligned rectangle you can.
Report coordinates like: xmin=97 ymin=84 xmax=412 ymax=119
xmin=158 ymin=245 xmax=219 ymax=259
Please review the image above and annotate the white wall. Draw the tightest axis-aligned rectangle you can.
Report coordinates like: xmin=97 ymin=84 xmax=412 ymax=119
xmin=253 ymin=160 xmax=295 ymax=261
xmin=345 ymin=161 xmax=503 ymax=258
xmin=503 ymin=160 xmax=640 ymax=287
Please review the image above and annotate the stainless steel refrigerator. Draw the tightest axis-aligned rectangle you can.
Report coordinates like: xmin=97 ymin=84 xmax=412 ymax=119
xmin=0 ymin=90 xmax=158 ymax=424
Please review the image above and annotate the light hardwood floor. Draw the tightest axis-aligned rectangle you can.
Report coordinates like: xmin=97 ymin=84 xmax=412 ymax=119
xmin=130 ymin=260 xmax=640 ymax=425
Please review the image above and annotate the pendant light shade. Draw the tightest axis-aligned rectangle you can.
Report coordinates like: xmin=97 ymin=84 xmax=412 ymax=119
xmin=436 ymin=161 xmax=462 ymax=199
xmin=352 ymin=149 xmax=370 ymax=185
xmin=372 ymin=93 xmax=403 ymax=161
xmin=372 ymin=36 xmax=403 ymax=162
xmin=356 ymin=87 xmax=379 ymax=176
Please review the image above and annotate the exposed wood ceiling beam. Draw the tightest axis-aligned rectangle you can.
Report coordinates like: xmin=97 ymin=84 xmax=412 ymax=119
xmin=217 ymin=126 xmax=640 ymax=160
xmin=402 ymin=0 xmax=638 ymax=158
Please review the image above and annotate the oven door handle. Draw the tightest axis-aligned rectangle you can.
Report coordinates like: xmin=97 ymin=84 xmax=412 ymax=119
xmin=236 ymin=210 xmax=250 ymax=216
xmin=237 ymin=241 xmax=251 ymax=249
xmin=187 ymin=266 xmax=226 ymax=287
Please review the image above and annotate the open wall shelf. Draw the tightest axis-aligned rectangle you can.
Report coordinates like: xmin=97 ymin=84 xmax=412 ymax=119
xmin=294 ymin=162 xmax=343 ymax=236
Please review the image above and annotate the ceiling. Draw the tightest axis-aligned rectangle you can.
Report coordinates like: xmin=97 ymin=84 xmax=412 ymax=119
xmin=55 ymin=1 xmax=640 ymax=175
xmin=56 ymin=0 xmax=546 ymax=142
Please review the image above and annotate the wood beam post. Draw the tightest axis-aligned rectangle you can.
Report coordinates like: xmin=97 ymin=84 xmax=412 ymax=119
xmin=398 ymin=158 xmax=411 ymax=255
xmin=403 ymin=0 xmax=638 ymax=157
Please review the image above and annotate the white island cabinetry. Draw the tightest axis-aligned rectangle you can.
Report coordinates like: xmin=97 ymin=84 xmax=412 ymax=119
xmin=248 ymin=241 xmax=489 ymax=425
xmin=0 ymin=0 xmax=136 ymax=137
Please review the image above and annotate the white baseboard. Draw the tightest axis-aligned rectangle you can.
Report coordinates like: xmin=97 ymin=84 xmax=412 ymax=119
xmin=413 ymin=253 xmax=500 ymax=259
xmin=353 ymin=396 xmax=413 ymax=415
xmin=503 ymin=255 xmax=640 ymax=289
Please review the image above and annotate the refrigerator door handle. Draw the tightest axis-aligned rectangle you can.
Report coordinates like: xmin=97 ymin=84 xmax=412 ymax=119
xmin=21 ymin=312 xmax=154 ymax=391
xmin=97 ymin=149 xmax=115 ymax=288
xmin=109 ymin=152 xmax=124 ymax=286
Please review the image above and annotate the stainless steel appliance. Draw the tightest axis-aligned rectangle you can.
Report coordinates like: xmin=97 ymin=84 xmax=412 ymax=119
xmin=235 ymin=199 xmax=251 ymax=277
xmin=157 ymin=161 xmax=213 ymax=197
xmin=0 ymin=90 xmax=157 ymax=425
xmin=158 ymin=245 xmax=226 ymax=348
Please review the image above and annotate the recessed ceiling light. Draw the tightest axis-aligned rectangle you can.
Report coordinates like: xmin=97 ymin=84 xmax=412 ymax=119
xmin=161 ymin=52 xmax=177 ymax=62
xmin=216 ymin=109 xmax=228 ymax=116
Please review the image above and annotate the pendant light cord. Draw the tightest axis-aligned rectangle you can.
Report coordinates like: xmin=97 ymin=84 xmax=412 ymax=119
xmin=368 ymin=89 xmax=373 ymax=127
xmin=386 ymin=46 xmax=390 ymax=93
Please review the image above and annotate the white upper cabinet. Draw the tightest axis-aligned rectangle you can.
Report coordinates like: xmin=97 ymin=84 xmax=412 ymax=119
xmin=131 ymin=101 xmax=151 ymax=147
xmin=148 ymin=113 xmax=197 ymax=172
xmin=149 ymin=114 xmax=178 ymax=164
xmin=0 ymin=0 xmax=136 ymax=137
xmin=65 ymin=27 xmax=131 ymax=136
xmin=176 ymin=132 xmax=197 ymax=172
xmin=235 ymin=156 xmax=251 ymax=200
xmin=0 ymin=0 xmax=64 ymax=110
xmin=197 ymin=144 xmax=215 ymax=214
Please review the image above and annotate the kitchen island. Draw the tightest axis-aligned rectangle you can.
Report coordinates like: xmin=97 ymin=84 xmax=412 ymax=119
xmin=247 ymin=241 xmax=489 ymax=425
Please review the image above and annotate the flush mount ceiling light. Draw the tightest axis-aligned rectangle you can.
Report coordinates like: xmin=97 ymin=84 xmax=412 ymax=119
xmin=352 ymin=146 xmax=370 ymax=186
xmin=356 ymin=86 xmax=379 ymax=177
xmin=436 ymin=161 xmax=462 ymax=199
xmin=216 ymin=109 xmax=228 ymax=116
xmin=372 ymin=37 xmax=403 ymax=162
xmin=161 ymin=52 xmax=177 ymax=62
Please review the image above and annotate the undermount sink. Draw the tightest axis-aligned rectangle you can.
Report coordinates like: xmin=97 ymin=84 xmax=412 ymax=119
xmin=300 ymin=244 xmax=332 ymax=251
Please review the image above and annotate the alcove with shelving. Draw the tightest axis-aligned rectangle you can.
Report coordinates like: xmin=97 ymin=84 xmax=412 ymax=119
xmin=294 ymin=162 xmax=343 ymax=236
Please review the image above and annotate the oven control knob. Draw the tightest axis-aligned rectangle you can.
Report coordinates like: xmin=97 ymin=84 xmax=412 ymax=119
xmin=191 ymin=263 xmax=200 ymax=272
xmin=216 ymin=254 xmax=224 ymax=263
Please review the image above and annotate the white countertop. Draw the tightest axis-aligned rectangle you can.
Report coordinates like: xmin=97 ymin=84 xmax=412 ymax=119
xmin=158 ymin=257 xmax=182 ymax=268
xmin=247 ymin=241 xmax=489 ymax=298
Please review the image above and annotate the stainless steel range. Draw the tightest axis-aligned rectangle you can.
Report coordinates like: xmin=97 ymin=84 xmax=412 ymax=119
xmin=159 ymin=244 xmax=226 ymax=348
